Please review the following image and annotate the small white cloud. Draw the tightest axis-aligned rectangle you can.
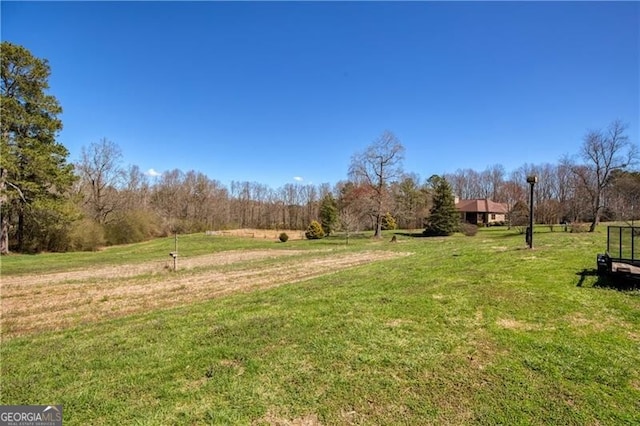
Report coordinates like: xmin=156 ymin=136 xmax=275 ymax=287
xmin=146 ymin=168 xmax=161 ymax=177
xmin=293 ymin=176 xmax=304 ymax=182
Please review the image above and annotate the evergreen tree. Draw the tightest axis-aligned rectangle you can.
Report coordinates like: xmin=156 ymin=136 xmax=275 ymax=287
xmin=1 ymin=42 xmax=75 ymax=253
xmin=381 ymin=212 xmax=397 ymax=230
xmin=305 ymin=220 xmax=325 ymax=239
xmin=319 ymin=193 xmax=338 ymax=235
xmin=424 ymin=176 xmax=459 ymax=236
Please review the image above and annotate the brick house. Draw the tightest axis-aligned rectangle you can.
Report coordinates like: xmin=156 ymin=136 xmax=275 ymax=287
xmin=455 ymin=198 xmax=508 ymax=226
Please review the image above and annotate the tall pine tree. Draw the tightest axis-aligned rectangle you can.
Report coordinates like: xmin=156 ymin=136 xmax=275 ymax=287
xmin=424 ymin=175 xmax=459 ymax=236
xmin=1 ymin=42 xmax=75 ymax=253
xmin=319 ymin=193 xmax=338 ymax=235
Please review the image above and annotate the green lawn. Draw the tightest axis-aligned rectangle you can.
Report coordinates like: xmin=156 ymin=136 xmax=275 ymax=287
xmin=1 ymin=227 xmax=639 ymax=425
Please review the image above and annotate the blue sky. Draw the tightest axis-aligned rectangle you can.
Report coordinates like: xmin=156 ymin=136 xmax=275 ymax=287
xmin=2 ymin=1 xmax=638 ymax=188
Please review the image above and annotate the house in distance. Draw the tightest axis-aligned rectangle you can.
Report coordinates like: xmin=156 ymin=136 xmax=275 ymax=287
xmin=455 ymin=198 xmax=508 ymax=226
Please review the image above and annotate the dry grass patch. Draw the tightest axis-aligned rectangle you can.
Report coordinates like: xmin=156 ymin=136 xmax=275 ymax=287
xmin=385 ymin=319 xmax=413 ymax=328
xmin=1 ymin=250 xmax=410 ymax=338
xmin=1 ymin=249 xmax=310 ymax=287
xmin=565 ymin=312 xmax=639 ymax=337
xmin=215 ymin=229 xmax=307 ymax=241
xmin=254 ymin=412 xmax=322 ymax=426
xmin=496 ymin=318 xmax=541 ymax=331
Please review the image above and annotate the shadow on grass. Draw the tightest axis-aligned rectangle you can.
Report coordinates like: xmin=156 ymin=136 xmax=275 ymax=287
xmin=393 ymin=231 xmax=456 ymax=238
xmin=316 ymin=234 xmax=373 ymax=245
xmin=496 ymin=231 xmax=526 ymax=239
xmin=576 ymin=269 xmax=639 ymax=291
xmin=394 ymin=231 xmax=429 ymax=238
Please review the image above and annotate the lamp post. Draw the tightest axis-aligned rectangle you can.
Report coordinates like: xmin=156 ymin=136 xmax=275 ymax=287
xmin=526 ymin=175 xmax=538 ymax=249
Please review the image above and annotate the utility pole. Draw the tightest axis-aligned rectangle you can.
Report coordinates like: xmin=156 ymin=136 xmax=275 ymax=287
xmin=526 ymin=175 xmax=538 ymax=249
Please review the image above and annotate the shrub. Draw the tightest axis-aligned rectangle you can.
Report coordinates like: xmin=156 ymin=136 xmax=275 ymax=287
xmin=570 ymin=223 xmax=588 ymax=233
xmin=460 ymin=223 xmax=478 ymax=236
xmin=305 ymin=220 xmax=325 ymax=240
xmin=69 ymin=219 xmax=105 ymax=251
xmin=279 ymin=232 xmax=289 ymax=242
xmin=381 ymin=212 xmax=397 ymax=230
xmin=514 ymin=225 xmax=527 ymax=234
xmin=105 ymin=210 xmax=160 ymax=245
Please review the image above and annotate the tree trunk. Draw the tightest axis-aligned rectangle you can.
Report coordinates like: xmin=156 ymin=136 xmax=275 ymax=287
xmin=374 ymin=212 xmax=382 ymax=238
xmin=589 ymin=195 xmax=601 ymax=232
xmin=0 ymin=171 xmax=8 ymax=254
xmin=589 ymin=211 xmax=599 ymax=232
xmin=0 ymin=212 xmax=9 ymax=255
xmin=17 ymin=208 xmax=24 ymax=251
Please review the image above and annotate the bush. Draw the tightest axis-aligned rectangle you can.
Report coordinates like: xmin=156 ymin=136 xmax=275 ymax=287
xmin=569 ymin=223 xmax=589 ymax=233
xmin=381 ymin=212 xmax=397 ymax=230
xmin=305 ymin=220 xmax=325 ymax=240
xmin=514 ymin=225 xmax=527 ymax=234
xmin=104 ymin=210 xmax=160 ymax=245
xmin=460 ymin=223 xmax=478 ymax=236
xmin=279 ymin=232 xmax=289 ymax=243
xmin=69 ymin=219 xmax=105 ymax=251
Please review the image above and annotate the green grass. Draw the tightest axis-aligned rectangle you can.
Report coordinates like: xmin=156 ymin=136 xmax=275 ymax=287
xmin=2 ymin=227 xmax=639 ymax=425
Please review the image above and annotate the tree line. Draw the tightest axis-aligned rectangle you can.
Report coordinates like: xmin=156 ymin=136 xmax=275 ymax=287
xmin=445 ymin=119 xmax=638 ymax=232
xmin=1 ymin=42 xmax=638 ymax=253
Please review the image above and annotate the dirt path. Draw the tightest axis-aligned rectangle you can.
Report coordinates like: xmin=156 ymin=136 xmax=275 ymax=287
xmin=1 ymin=250 xmax=410 ymax=338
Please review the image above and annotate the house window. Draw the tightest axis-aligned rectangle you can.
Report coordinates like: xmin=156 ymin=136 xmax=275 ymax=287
xmin=491 ymin=214 xmax=496 ymax=220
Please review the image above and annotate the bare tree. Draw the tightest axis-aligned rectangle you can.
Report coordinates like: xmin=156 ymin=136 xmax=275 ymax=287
xmin=446 ymin=169 xmax=478 ymax=199
xmin=76 ymin=138 xmax=125 ymax=224
xmin=349 ymin=130 xmax=405 ymax=238
xmin=336 ymin=180 xmax=372 ymax=231
xmin=392 ymin=174 xmax=430 ymax=229
xmin=501 ymin=173 xmax=527 ymax=229
xmin=338 ymin=206 xmax=360 ymax=245
xmin=554 ymin=161 xmax=574 ymax=221
xmin=121 ymin=165 xmax=150 ymax=211
xmin=300 ymin=184 xmax=318 ymax=227
xmin=570 ymin=120 xmax=637 ymax=231
xmin=282 ymin=183 xmax=303 ymax=229
xmin=150 ymin=169 xmax=185 ymax=232
xmin=486 ymin=164 xmax=506 ymax=201
xmin=607 ymin=171 xmax=640 ymax=224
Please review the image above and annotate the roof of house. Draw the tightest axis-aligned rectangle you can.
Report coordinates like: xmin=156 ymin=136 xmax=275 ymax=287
xmin=455 ymin=198 xmax=508 ymax=214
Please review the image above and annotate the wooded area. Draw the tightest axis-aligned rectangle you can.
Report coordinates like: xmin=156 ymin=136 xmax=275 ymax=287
xmin=2 ymin=42 xmax=639 ymax=253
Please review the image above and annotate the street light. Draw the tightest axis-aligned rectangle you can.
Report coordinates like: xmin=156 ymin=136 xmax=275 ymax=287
xmin=526 ymin=175 xmax=538 ymax=249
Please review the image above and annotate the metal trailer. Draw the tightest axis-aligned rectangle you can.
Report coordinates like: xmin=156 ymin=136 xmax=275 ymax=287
xmin=597 ymin=225 xmax=640 ymax=279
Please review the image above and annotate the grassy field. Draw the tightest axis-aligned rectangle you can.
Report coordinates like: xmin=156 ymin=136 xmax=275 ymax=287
xmin=1 ymin=226 xmax=639 ymax=425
